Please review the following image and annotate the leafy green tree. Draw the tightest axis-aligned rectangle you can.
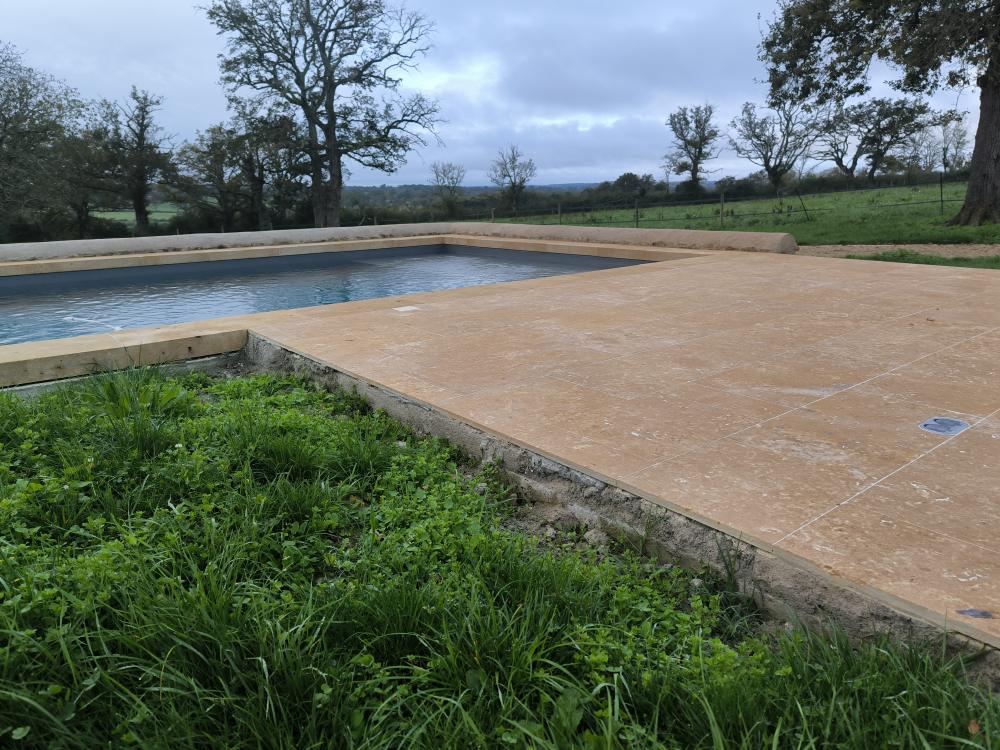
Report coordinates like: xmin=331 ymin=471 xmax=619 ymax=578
xmin=614 ymin=172 xmax=655 ymax=198
xmin=663 ymin=104 xmax=721 ymax=192
xmin=174 ymin=124 xmax=243 ymax=232
xmin=0 ymin=43 xmax=82 ymax=237
xmin=206 ymin=0 xmax=440 ymax=228
xmin=93 ymin=88 xmax=174 ymax=234
xmin=763 ymin=0 xmax=1000 ymax=225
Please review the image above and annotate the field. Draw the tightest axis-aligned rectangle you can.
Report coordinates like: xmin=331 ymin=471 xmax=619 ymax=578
xmin=1 ymin=370 xmax=998 ymax=748
xmin=94 ymin=203 xmax=180 ymax=226
xmin=506 ymin=182 xmax=1000 ymax=246
xmin=846 ymin=248 xmax=1000 ymax=269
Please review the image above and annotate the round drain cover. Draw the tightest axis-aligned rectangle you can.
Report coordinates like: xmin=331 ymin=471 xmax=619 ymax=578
xmin=919 ymin=417 xmax=970 ymax=437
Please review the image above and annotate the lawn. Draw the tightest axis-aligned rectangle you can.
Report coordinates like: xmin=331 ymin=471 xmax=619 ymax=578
xmin=1 ymin=370 xmax=997 ymax=748
xmin=505 ymin=182 xmax=1000 ymax=246
xmin=93 ymin=203 xmax=180 ymax=227
xmin=846 ymin=248 xmax=1000 ymax=269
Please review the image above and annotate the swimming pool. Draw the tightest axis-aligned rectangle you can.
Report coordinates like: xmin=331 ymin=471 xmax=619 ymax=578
xmin=0 ymin=244 xmax=642 ymax=345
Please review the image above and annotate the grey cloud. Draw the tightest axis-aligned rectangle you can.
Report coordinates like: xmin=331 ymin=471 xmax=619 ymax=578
xmin=3 ymin=0 xmax=980 ymax=186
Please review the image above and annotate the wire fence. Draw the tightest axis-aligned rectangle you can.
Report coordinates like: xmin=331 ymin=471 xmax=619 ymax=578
xmin=448 ymin=174 xmax=968 ymax=231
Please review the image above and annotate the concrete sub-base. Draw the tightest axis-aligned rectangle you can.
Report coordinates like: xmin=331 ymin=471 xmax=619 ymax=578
xmin=239 ymin=333 xmax=1000 ymax=688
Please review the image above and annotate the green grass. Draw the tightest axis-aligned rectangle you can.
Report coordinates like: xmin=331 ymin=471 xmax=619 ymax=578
xmin=1 ymin=370 xmax=998 ymax=748
xmin=93 ymin=202 xmax=180 ymax=227
xmin=505 ymin=182 xmax=1000 ymax=246
xmin=846 ymin=248 xmax=1000 ymax=269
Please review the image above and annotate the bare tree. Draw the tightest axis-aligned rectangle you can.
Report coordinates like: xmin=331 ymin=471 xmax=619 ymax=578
xmin=816 ymin=103 xmax=866 ymax=179
xmin=206 ymin=0 xmax=440 ymax=228
xmin=430 ymin=161 xmax=466 ymax=217
xmin=663 ymin=104 xmax=721 ymax=192
xmin=488 ymin=145 xmax=537 ymax=212
xmin=729 ymin=102 xmax=819 ymax=192
xmin=941 ymin=114 xmax=972 ymax=174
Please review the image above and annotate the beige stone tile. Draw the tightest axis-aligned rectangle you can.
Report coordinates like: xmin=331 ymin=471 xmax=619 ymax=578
xmin=809 ymin=318 xmax=992 ymax=369
xmin=863 ymin=352 xmax=1000 ymax=418
xmin=624 ymin=440 xmax=871 ymax=545
xmin=778 ymin=505 xmax=1000 ymax=641
xmin=860 ymin=426 xmax=1000 ymax=552
xmin=730 ymin=389 xmax=947 ymax=479
xmin=695 ymin=348 xmax=887 ymax=408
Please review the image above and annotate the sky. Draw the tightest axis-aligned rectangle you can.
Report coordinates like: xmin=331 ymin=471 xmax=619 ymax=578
xmin=3 ymin=0 xmax=981 ymax=187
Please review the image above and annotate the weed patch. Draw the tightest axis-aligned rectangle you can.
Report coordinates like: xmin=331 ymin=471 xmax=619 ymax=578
xmin=0 ymin=371 xmax=996 ymax=748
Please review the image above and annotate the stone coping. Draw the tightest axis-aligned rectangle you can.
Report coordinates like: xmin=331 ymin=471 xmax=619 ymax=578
xmin=0 ymin=222 xmax=797 ymax=263
xmin=0 ymin=234 xmax=702 ymax=278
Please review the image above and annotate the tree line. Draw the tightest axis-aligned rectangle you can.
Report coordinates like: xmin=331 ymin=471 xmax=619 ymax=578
xmin=662 ymin=98 xmax=971 ymax=195
xmin=1 ymin=0 xmax=997 ymax=241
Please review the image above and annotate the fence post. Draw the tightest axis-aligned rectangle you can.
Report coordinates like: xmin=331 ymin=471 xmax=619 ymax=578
xmin=558 ymin=203 xmax=562 ymax=225
xmin=940 ymin=173 xmax=945 ymax=215
xmin=634 ymin=199 xmax=639 ymax=228
xmin=490 ymin=208 xmax=495 ymax=223
xmin=719 ymin=192 xmax=725 ymax=229
xmin=797 ymin=192 xmax=811 ymax=222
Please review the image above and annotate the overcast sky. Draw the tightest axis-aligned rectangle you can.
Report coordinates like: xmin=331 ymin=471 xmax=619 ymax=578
xmin=4 ymin=0 xmax=979 ymax=186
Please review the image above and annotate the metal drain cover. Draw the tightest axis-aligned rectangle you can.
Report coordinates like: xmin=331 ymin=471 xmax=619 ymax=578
xmin=919 ymin=417 xmax=970 ymax=437
xmin=957 ymin=609 xmax=994 ymax=620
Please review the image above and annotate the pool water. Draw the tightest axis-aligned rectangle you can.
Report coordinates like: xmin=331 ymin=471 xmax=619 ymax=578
xmin=0 ymin=244 xmax=641 ymax=345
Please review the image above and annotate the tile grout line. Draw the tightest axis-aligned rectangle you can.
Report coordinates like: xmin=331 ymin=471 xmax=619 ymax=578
xmin=774 ymin=405 xmax=1000 ymax=545
xmin=618 ymin=324 xmax=1000 ymax=484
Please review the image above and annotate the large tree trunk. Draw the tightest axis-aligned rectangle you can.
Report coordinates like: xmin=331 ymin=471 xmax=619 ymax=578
xmin=132 ymin=186 xmax=150 ymax=235
xmin=321 ymin=117 xmax=343 ymax=227
xmin=252 ymin=167 xmax=271 ymax=231
xmin=952 ymin=60 xmax=1000 ymax=226
xmin=306 ymin=121 xmax=327 ymax=228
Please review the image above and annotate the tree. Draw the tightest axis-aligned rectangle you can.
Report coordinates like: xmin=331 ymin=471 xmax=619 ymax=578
xmin=729 ymin=102 xmax=819 ymax=191
xmin=941 ymin=114 xmax=972 ymax=174
xmin=488 ymin=145 xmax=537 ymax=212
xmin=817 ymin=104 xmax=865 ymax=178
xmin=663 ymin=104 xmax=721 ymax=192
xmin=762 ymin=0 xmax=1000 ymax=225
xmin=174 ymin=124 xmax=243 ymax=232
xmin=94 ymin=88 xmax=174 ymax=234
xmin=858 ymin=99 xmax=937 ymax=180
xmin=206 ymin=0 xmax=440 ymax=228
xmin=430 ymin=161 xmax=466 ymax=217
xmin=233 ymin=100 xmax=311 ymax=229
xmin=0 ymin=43 xmax=82 ymax=235
xmin=614 ymin=172 xmax=655 ymax=198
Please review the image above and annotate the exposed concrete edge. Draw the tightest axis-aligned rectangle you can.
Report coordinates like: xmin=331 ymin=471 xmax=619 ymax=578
xmin=0 ymin=221 xmax=797 ymax=262
xmin=240 ymin=332 xmax=999 ymax=686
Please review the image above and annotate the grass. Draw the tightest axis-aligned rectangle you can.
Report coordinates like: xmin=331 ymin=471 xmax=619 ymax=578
xmin=93 ymin=203 xmax=180 ymax=227
xmin=846 ymin=248 xmax=1000 ymax=269
xmin=1 ymin=370 xmax=998 ymax=748
xmin=504 ymin=182 xmax=1000 ymax=246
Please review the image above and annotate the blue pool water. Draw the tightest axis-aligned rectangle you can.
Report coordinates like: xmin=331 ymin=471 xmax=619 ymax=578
xmin=0 ymin=244 xmax=641 ymax=345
